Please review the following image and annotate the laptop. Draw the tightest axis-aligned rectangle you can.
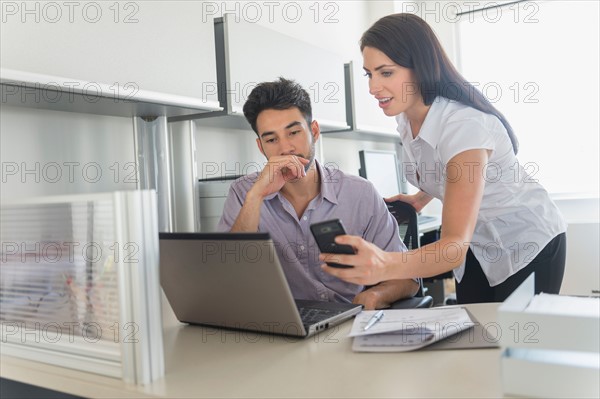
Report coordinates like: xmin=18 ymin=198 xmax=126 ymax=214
xmin=159 ymin=232 xmax=362 ymax=338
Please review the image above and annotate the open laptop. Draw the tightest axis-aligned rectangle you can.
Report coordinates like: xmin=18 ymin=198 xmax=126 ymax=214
xmin=159 ymin=232 xmax=362 ymax=338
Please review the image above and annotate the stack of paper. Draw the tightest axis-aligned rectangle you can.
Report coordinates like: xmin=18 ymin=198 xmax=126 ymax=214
xmin=349 ymin=307 xmax=474 ymax=352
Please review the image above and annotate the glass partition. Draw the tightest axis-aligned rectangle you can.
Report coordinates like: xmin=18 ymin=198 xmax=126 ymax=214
xmin=1 ymin=190 xmax=163 ymax=384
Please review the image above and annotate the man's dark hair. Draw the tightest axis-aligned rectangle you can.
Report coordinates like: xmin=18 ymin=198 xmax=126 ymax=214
xmin=243 ymin=77 xmax=313 ymax=136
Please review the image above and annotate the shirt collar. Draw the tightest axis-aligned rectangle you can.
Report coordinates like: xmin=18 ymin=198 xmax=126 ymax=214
xmin=396 ymin=96 xmax=448 ymax=148
xmin=395 ymin=112 xmax=412 ymax=143
xmin=316 ymin=160 xmax=338 ymax=205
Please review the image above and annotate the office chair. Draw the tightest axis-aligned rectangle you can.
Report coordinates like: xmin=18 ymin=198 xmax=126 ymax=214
xmin=420 ymin=226 xmax=455 ymax=306
xmin=385 ymin=200 xmax=434 ymax=309
xmin=387 ymin=200 xmax=420 ymax=250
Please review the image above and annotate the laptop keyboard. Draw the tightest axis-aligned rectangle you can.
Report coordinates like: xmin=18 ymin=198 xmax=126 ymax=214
xmin=298 ymin=307 xmax=343 ymax=325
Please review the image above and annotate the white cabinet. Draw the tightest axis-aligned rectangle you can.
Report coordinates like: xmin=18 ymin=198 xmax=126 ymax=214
xmin=323 ymin=61 xmax=400 ymax=142
xmin=187 ymin=13 xmax=349 ymax=132
xmin=1 ymin=2 xmax=220 ymax=116
xmin=348 ymin=60 xmax=399 ymax=137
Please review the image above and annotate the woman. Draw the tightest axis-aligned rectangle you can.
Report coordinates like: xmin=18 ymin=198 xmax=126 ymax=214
xmin=321 ymin=13 xmax=567 ymax=304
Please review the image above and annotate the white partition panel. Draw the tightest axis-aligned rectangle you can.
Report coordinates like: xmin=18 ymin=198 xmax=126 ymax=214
xmin=0 ymin=190 xmax=163 ymax=384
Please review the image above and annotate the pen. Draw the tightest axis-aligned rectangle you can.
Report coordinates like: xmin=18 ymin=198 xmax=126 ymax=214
xmin=363 ymin=309 xmax=384 ymax=331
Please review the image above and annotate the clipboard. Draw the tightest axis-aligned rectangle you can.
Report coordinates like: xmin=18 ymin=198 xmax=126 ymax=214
xmin=350 ymin=307 xmax=498 ymax=352
xmin=422 ymin=309 xmax=499 ymax=351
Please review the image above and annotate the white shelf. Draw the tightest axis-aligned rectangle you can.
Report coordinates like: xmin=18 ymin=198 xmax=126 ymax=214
xmin=1 ymin=69 xmax=222 ymax=118
xmin=188 ymin=110 xmax=349 ymax=133
xmin=321 ymin=129 xmax=400 ymax=143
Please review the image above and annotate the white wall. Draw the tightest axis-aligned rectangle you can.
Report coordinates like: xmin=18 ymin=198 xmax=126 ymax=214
xmin=554 ymin=197 xmax=600 ymax=296
xmin=560 ymin=222 xmax=600 ymax=296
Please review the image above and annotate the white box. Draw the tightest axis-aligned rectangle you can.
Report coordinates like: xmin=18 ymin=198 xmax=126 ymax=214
xmin=498 ymin=275 xmax=599 ymax=352
xmin=498 ymin=275 xmax=600 ymax=398
xmin=501 ymin=348 xmax=599 ymax=398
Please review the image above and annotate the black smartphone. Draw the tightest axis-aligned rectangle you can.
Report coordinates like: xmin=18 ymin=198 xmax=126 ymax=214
xmin=310 ymin=219 xmax=356 ymax=268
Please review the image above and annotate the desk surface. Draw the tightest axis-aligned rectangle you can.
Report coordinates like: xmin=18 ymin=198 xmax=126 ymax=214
xmin=1 ymin=300 xmax=503 ymax=398
xmin=418 ymin=214 xmax=442 ymax=235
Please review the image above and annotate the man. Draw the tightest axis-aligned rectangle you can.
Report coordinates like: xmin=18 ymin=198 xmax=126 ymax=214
xmin=217 ymin=78 xmax=418 ymax=309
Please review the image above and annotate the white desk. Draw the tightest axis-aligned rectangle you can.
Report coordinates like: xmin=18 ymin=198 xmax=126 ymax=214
xmin=1 ymin=301 xmax=503 ymax=398
xmin=418 ymin=214 xmax=442 ymax=235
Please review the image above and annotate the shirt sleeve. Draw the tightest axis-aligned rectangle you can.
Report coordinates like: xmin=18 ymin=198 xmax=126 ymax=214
xmin=216 ymin=184 xmax=245 ymax=232
xmin=437 ymin=119 xmax=497 ymax=166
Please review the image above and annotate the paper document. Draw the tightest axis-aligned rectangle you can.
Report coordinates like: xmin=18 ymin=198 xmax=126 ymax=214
xmin=350 ymin=307 xmax=475 ymax=352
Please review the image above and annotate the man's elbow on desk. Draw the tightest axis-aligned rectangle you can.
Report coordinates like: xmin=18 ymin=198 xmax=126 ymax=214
xmin=353 ymin=279 xmax=419 ymax=310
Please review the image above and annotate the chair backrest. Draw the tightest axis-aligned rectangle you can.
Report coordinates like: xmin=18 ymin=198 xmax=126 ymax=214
xmin=386 ymin=200 xmax=419 ymax=250
xmin=385 ymin=200 xmax=432 ymax=306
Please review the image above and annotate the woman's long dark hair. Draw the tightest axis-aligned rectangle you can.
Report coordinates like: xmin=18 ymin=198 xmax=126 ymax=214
xmin=361 ymin=13 xmax=518 ymax=154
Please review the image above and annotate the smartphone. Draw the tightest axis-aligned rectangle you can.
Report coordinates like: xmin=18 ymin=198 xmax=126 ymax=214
xmin=310 ymin=219 xmax=356 ymax=268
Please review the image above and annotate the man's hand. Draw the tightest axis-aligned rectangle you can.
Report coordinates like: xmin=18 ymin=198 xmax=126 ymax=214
xmin=250 ymin=155 xmax=310 ymax=199
xmin=353 ymin=287 xmax=386 ymax=310
xmin=353 ymin=279 xmax=420 ymax=310
xmin=231 ymin=155 xmax=309 ymax=232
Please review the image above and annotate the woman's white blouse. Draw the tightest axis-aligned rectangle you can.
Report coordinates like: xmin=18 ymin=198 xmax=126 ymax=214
xmin=396 ymin=97 xmax=567 ymax=286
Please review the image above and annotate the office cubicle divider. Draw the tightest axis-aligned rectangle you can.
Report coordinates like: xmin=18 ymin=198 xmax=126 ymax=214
xmin=0 ymin=190 xmax=164 ymax=385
